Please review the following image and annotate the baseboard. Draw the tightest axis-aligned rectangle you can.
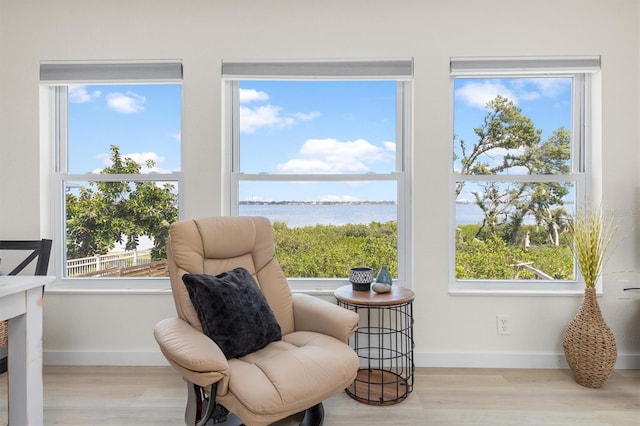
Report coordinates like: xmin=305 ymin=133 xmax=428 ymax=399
xmin=44 ymin=351 xmax=169 ymax=366
xmin=43 ymin=350 xmax=640 ymax=369
xmin=415 ymin=352 xmax=640 ymax=369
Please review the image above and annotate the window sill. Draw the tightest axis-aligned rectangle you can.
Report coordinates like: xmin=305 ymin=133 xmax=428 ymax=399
xmin=44 ymin=277 xmax=353 ymax=296
xmin=45 ymin=277 xmax=172 ymax=295
xmin=449 ymin=280 xmax=598 ymax=297
xmin=448 ymin=288 xmax=590 ymax=297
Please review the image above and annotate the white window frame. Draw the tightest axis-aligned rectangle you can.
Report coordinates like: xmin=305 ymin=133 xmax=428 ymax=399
xmin=449 ymin=56 xmax=601 ymax=295
xmin=41 ymin=61 xmax=183 ymax=289
xmin=222 ymin=59 xmax=413 ymax=292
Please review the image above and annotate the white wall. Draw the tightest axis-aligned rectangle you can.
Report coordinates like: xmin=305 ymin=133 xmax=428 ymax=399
xmin=1 ymin=0 xmax=638 ymax=368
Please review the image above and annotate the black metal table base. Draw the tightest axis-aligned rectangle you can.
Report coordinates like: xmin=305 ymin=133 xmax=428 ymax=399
xmin=338 ymin=297 xmax=415 ymax=405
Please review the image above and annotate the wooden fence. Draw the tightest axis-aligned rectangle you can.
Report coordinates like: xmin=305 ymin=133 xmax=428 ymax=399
xmin=67 ymin=250 xmax=169 ymax=278
xmin=77 ymin=260 xmax=169 ymax=278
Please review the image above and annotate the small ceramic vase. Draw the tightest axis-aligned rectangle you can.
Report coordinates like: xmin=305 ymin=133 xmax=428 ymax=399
xmin=375 ymin=266 xmax=392 ymax=285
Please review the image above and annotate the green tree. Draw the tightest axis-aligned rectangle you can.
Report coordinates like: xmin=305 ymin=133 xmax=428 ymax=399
xmin=66 ymin=145 xmax=178 ymax=260
xmin=455 ymin=97 xmax=571 ymax=242
xmin=454 ymin=97 xmax=574 ymax=279
xmin=455 ymin=95 xmax=541 ymax=196
xmin=514 ymin=128 xmax=572 ymax=245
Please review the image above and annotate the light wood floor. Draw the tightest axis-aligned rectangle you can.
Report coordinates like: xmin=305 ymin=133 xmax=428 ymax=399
xmin=1 ymin=366 xmax=639 ymax=425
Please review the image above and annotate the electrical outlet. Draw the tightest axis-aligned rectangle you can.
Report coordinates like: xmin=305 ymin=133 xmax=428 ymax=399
xmin=497 ymin=315 xmax=510 ymax=335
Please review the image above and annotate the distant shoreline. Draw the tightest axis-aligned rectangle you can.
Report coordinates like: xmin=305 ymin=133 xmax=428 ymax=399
xmin=239 ymin=199 xmax=483 ymax=226
xmin=240 ymin=200 xmax=475 ymax=205
xmin=239 ymin=200 xmax=396 ymax=206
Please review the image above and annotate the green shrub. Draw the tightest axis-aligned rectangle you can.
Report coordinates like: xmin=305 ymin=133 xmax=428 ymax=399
xmin=273 ymin=221 xmax=397 ymax=278
xmin=273 ymin=221 xmax=573 ymax=281
xmin=456 ymin=224 xmax=573 ymax=280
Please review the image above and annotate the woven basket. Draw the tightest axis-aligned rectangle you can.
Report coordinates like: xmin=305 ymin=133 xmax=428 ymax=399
xmin=562 ymin=288 xmax=617 ymax=388
xmin=0 ymin=320 xmax=7 ymax=348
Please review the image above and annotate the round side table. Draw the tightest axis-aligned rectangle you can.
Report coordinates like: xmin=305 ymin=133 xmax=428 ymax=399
xmin=334 ymin=284 xmax=415 ymax=406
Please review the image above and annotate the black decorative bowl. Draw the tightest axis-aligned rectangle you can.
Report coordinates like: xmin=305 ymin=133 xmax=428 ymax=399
xmin=349 ymin=267 xmax=374 ymax=291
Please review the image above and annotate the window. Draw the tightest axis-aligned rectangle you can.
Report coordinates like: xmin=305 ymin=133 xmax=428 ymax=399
xmin=41 ymin=62 xmax=182 ymax=280
xmin=450 ymin=56 xmax=601 ymax=293
xmin=223 ymin=60 xmax=412 ymax=290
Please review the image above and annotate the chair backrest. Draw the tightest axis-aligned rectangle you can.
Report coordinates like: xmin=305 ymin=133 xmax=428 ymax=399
xmin=0 ymin=239 xmax=52 ymax=276
xmin=167 ymin=216 xmax=295 ymax=335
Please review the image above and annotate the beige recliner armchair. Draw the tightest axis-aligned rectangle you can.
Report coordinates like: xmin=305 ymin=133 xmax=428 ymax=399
xmin=154 ymin=216 xmax=360 ymax=426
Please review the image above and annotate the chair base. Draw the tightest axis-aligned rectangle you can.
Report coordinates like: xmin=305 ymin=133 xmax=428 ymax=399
xmin=300 ymin=402 xmax=324 ymax=426
xmin=204 ymin=412 xmax=243 ymax=426
xmin=200 ymin=404 xmax=324 ymax=426
xmin=186 ymin=381 xmax=324 ymax=426
xmin=202 ymin=404 xmax=323 ymax=426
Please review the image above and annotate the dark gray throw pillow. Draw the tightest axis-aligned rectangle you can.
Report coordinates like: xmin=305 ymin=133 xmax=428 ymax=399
xmin=182 ymin=268 xmax=282 ymax=359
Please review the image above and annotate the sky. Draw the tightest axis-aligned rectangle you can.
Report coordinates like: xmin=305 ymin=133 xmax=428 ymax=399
xmin=67 ymin=77 xmax=573 ymax=204
xmin=68 ymin=84 xmax=182 ymax=174
xmin=453 ymin=77 xmax=572 ymax=162
xmin=453 ymin=77 xmax=573 ymax=210
xmin=237 ymin=80 xmax=397 ymax=202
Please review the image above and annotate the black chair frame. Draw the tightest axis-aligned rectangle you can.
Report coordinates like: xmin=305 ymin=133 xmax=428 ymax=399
xmin=0 ymin=239 xmax=52 ymax=374
xmin=0 ymin=239 xmax=52 ymax=276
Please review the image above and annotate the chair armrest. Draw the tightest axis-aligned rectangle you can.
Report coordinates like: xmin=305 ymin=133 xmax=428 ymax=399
xmin=291 ymin=293 xmax=359 ymax=342
xmin=154 ymin=318 xmax=230 ymax=390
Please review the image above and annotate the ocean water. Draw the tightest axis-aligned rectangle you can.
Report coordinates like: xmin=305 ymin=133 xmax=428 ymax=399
xmin=240 ymin=203 xmax=484 ymax=228
xmin=240 ymin=204 xmax=397 ymax=228
xmin=456 ymin=203 xmax=485 ymax=225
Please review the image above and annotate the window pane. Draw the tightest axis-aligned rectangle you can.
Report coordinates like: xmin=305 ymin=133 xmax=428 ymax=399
xmin=239 ymin=180 xmax=398 ymax=278
xmin=64 ymin=177 xmax=179 ymax=278
xmin=453 ymin=77 xmax=572 ymax=176
xmin=231 ymin=75 xmax=406 ymax=284
xmin=238 ymin=80 xmax=397 ymax=174
xmin=239 ymin=180 xmax=397 ymax=224
xmin=455 ymin=181 xmax=575 ymax=281
xmin=64 ymin=83 xmax=181 ymax=279
xmin=68 ymin=84 xmax=181 ymax=174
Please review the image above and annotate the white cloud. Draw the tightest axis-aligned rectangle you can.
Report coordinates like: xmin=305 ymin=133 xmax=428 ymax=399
xmin=171 ymin=132 xmax=181 ymax=142
xmin=300 ymin=138 xmax=383 ymax=159
xmin=277 ymin=138 xmax=388 ymax=173
xmin=240 ymin=105 xmax=320 ymax=133
xmin=124 ymin=152 xmax=164 ymax=167
xmin=507 ymin=165 xmax=530 ymax=174
xmin=69 ymin=85 xmax=101 ymax=103
xmin=474 ymin=146 xmax=526 ymax=171
xmin=239 ymin=88 xmax=319 ymax=133
xmin=106 ymin=92 xmax=146 ymax=114
xmin=517 ymin=90 xmax=541 ymax=101
xmin=240 ymin=105 xmax=295 ymax=133
xmin=521 ymin=78 xmax=570 ymax=98
xmin=293 ymin=111 xmax=320 ymax=121
xmin=277 ymin=158 xmax=355 ymax=173
xmin=383 ymin=141 xmax=396 ymax=151
xmin=239 ymin=88 xmax=269 ymax=103
xmin=456 ymin=81 xmax=517 ymax=108
xmin=458 ymin=78 xmax=571 ymax=110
